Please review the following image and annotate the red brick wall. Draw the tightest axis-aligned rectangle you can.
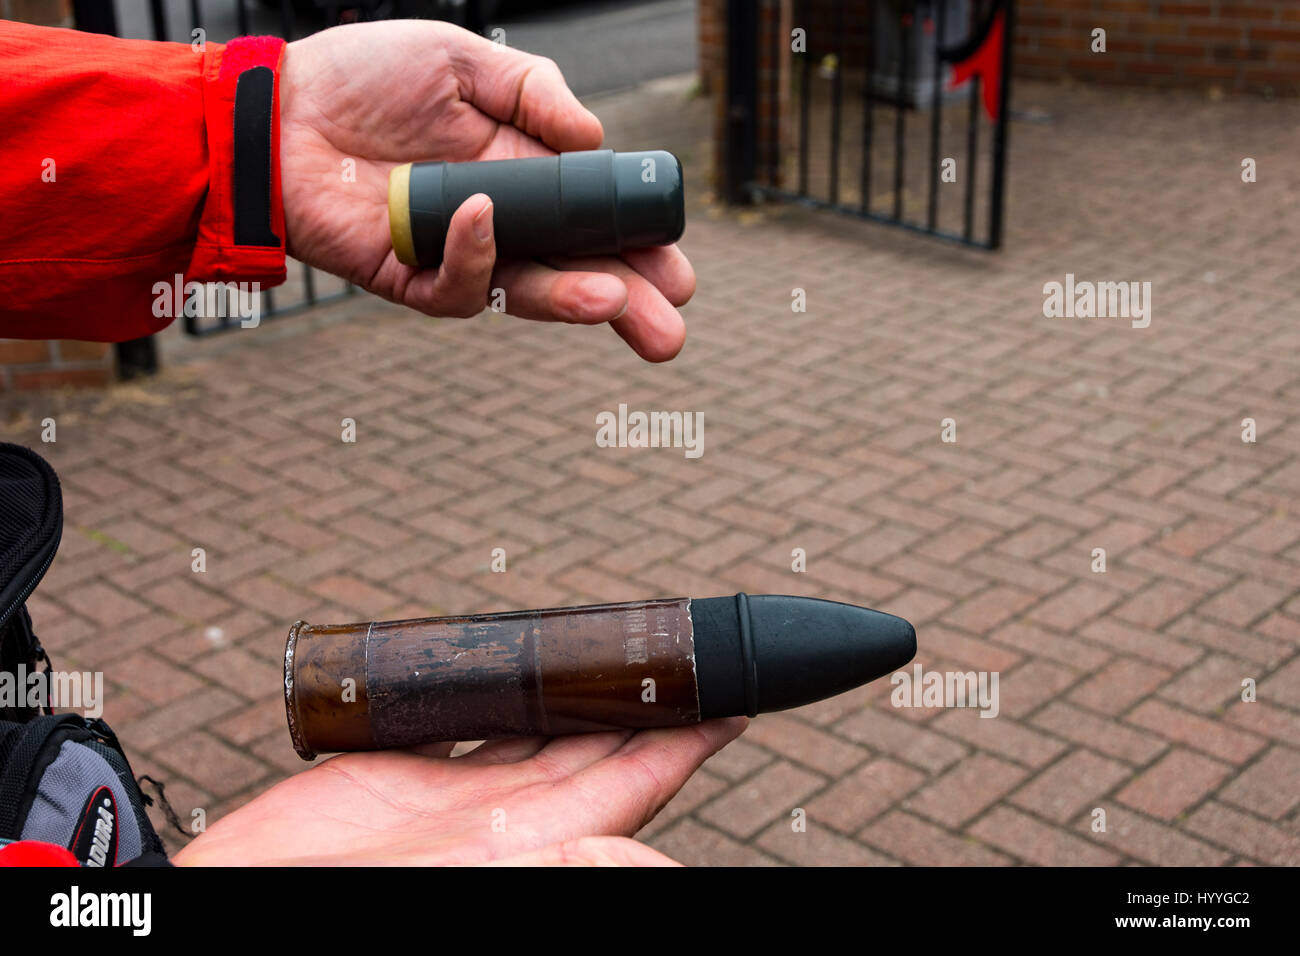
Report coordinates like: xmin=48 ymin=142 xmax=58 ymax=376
xmin=1018 ymin=0 xmax=1300 ymax=95
xmin=699 ymin=1 xmax=1300 ymax=96
xmin=0 ymin=0 xmax=71 ymax=26
xmin=0 ymin=340 xmax=116 ymax=391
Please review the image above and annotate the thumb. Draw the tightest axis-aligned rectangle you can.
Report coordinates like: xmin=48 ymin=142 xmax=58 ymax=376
xmin=404 ymin=193 xmax=497 ymax=319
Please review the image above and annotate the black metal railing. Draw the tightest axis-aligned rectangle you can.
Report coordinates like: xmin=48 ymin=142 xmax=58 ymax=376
xmin=727 ymin=0 xmax=1013 ymax=250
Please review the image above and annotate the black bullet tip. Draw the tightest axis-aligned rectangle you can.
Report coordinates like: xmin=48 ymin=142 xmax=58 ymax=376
xmin=692 ymin=593 xmax=917 ymax=719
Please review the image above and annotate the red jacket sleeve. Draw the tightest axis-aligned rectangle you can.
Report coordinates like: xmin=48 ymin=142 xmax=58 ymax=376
xmin=0 ymin=22 xmax=287 ymax=341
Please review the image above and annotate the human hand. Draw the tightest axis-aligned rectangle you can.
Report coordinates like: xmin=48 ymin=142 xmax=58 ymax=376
xmin=278 ymin=20 xmax=694 ymax=361
xmin=172 ymin=718 xmax=745 ymax=866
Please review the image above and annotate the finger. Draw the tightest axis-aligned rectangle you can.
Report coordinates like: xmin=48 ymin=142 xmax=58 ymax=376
xmin=523 ymin=730 xmax=636 ymax=780
xmin=455 ymin=736 xmax=551 ymax=765
xmin=484 ymin=835 xmax=680 ymax=867
xmin=545 ymin=255 xmax=687 ymax=362
xmin=460 ymin=730 xmax=630 ymax=777
xmin=620 ymin=245 xmax=696 ymax=308
xmin=568 ymin=718 xmax=748 ymax=835
xmin=405 ymin=193 xmax=496 ymax=317
xmin=492 ymin=259 xmax=628 ymax=324
xmin=449 ymin=35 xmax=603 ymax=152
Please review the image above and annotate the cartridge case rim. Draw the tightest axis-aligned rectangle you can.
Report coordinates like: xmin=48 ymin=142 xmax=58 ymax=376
xmin=388 ymin=162 xmax=418 ymax=267
xmin=284 ymin=619 xmax=317 ymax=760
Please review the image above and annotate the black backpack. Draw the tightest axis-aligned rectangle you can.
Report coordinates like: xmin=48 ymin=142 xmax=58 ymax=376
xmin=0 ymin=442 xmax=167 ymax=866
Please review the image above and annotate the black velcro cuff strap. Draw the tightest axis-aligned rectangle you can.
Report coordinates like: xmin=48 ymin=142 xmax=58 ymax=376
xmin=232 ymin=65 xmax=281 ymax=248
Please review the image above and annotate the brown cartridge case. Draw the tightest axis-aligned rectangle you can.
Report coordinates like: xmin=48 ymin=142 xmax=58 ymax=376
xmin=284 ymin=598 xmax=700 ymax=759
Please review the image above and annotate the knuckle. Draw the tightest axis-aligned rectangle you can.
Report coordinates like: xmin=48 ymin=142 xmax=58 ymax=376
xmin=532 ymin=54 xmax=561 ymax=76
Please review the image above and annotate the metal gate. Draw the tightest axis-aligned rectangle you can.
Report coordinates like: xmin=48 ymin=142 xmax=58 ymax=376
xmin=725 ymin=0 xmax=1014 ymax=250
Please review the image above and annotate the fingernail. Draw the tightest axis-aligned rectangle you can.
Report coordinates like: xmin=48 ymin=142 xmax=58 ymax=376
xmin=473 ymin=199 xmax=494 ymax=243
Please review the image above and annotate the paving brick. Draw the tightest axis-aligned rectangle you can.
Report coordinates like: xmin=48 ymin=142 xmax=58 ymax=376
xmin=700 ymin=738 xmax=774 ymax=781
xmin=993 ymin=660 xmax=1086 ymax=723
xmin=152 ymin=731 xmax=272 ymax=799
xmin=906 ymin=754 xmax=1029 ymax=828
xmin=1217 ymin=745 xmax=1300 ymax=819
xmin=913 ymin=625 xmax=1023 ymax=674
xmin=1099 ymin=809 xmax=1231 ymax=867
xmin=1159 ymin=653 xmax=1256 ymax=714
xmin=1258 ymin=654 xmax=1300 ymax=707
xmin=969 ymin=806 xmax=1122 ymax=867
xmin=1185 ymin=802 xmax=1300 ymax=866
xmin=108 ymin=651 xmax=206 ymax=706
xmin=833 ymin=708 xmax=967 ymax=774
xmin=743 ymin=713 xmax=869 ymax=777
xmin=696 ymin=761 xmax=826 ymax=840
xmin=309 ymin=574 xmax=404 ymax=615
xmin=227 ymin=575 xmax=312 ymax=619
xmin=1199 ymin=578 xmax=1291 ymax=629
xmin=930 ymin=709 xmax=1068 ymax=769
xmin=1126 ymin=699 xmax=1267 ymax=765
xmin=1115 ymin=748 xmax=1232 ymax=820
xmin=1010 ymin=750 xmax=1133 ymax=823
xmin=637 ymin=770 xmax=730 ymax=839
xmin=1110 ymin=580 xmax=1202 ymax=630
xmin=858 ymin=810 xmax=1014 ymax=866
xmin=804 ymin=758 xmax=926 ymax=833
xmin=1028 ymin=581 xmax=1125 ymax=631
xmin=647 ymin=818 xmax=782 ymax=867
xmin=114 ymin=687 xmax=247 ymax=752
xmin=941 ymin=585 xmax=1041 ymax=634
xmin=994 ymin=520 xmax=1078 ymax=560
xmin=1223 ymin=700 xmax=1300 ymax=746
xmin=756 ymin=818 xmax=897 ymax=866
xmin=59 ymin=580 xmax=152 ymax=626
xmin=1157 ymin=519 xmax=1238 ymax=558
xmin=1069 ymin=657 xmax=1173 ymax=716
xmin=141 ymin=576 xmax=238 ymax=624
xmin=1030 ymin=702 xmax=1167 ymax=765
xmin=993 ymin=620 xmax=1114 ymax=672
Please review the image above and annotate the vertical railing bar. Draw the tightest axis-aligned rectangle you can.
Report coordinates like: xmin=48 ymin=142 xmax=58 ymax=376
xmin=280 ymin=0 xmax=297 ymax=40
xmin=927 ymin=0 xmax=946 ymax=233
xmin=828 ymin=0 xmax=845 ymax=204
xmin=988 ymin=0 xmax=1014 ymax=249
xmin=303 ymin=264 xmax=316 ymax=306
xmin=892 ymin=0 xmax=910 ymax=222
xmin=963 ymin=73 xmax=979 ymax=242
xmin=860 ymin=0 xmax=875 ymax=212
xmin=768 ymin=0 xmax=781 ymax=187
xmin=724 ymin=0 xmax=759 ymax=202
xmin=798 ymin=0 xmax=811 ymax=197
xmin=148 ymin=0 xmax=168 ymax=40
xmin=264 ymin=287 xmax=276 ymax=318
xmin=189 ymin=0 xmax=202 ymax=34
xmin=236 ymin=0 xmax=250 ymax=36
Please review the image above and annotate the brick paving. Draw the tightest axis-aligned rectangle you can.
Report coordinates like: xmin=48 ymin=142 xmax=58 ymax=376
xmin=1 ymin=74 xmax=1298 ymax=865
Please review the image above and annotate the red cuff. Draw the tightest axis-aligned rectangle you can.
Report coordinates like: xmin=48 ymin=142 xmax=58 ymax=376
xmin=186 ymin=35 xmax=288 ymax=288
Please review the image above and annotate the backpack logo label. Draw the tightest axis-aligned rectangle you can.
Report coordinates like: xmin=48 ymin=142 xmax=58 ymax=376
xmin=71 ymin=786 xmax=118 ymax=867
